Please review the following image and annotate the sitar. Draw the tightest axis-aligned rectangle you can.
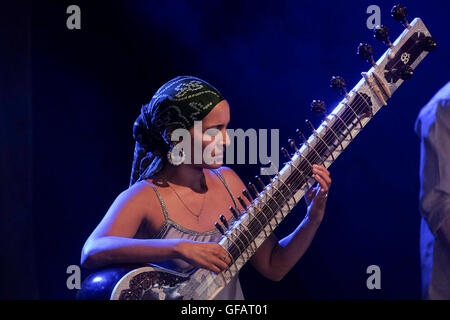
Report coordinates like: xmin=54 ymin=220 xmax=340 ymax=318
xmin=77 ymin=5 xmax=436 ymax=300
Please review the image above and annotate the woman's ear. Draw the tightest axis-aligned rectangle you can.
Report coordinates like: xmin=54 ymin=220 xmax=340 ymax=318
xmin=163 ymin=126 xmax=183 ymax=146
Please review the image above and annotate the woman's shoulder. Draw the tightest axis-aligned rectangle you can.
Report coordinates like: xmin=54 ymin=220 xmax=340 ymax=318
xmin=214 ymin=165 xmax=237 ymax=178
xmin=117 ymin=179 xmax=161 ymax=210
xmin=213 ymin=166 xmax=246 ymax=193
xmin=115 ymin=180 xmax=166 ymax=230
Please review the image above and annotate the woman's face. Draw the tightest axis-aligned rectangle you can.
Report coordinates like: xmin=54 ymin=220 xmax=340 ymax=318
xmin=187 ymin=99 xmax=231 ymax=169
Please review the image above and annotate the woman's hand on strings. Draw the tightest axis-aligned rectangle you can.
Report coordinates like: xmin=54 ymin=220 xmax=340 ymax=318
xmin=175 ymin=240 xmax=232 ymax=274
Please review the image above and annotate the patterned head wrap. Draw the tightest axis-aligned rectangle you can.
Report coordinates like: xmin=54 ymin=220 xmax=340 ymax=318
xmin=129 ymin=76 xmax=224 ymax=186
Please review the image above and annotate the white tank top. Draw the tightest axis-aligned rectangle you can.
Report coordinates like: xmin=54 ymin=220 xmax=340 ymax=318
xmin=142 ymin=169 xmax=245 ymax=300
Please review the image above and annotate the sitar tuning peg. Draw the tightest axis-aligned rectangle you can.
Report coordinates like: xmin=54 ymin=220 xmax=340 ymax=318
xmin=399 ymin=65 xmax=414 ymax=80
xmin=242 ymin=188 xmax=253 ymax=202
xmin=237 ymin=196 xmax=247 ymax=210
xmin=305 ymin=119 xmax=317 ymax=133
xmin=219 ymin=214 xmax=229 ymax=229
xmin=357 ymin=43 xmax=376 ymax=67
xmin=281 ymin=147 xmax=292 ymax=161
xmin=296 ymin=128 xmax=308 ymax=144
xmin=311 ymin=100 xmax=327 ymax=115
xmin=421 ymin=36 xmax=437 ymax=52
xmin=255 ymin=176 xmax=266 ymax=191
xmin=373 ymin=25 xmax=394 ymax=49
xmin=391 ymin=5 xmax=410 ymax=29
xmin=229 ymin=206 xmax=240 ymax=219
xmin=288 ymin=138 xmax=299 ymax=152
xmin=373 ymin=25 xmax=396 ymax=59
xmin=248 ymin=182 xmax=260 ymax=198
xmin=330 ymin=76 xmax=349 ymax=98
xmin=214 ymin=222 xmax=225 ymax=235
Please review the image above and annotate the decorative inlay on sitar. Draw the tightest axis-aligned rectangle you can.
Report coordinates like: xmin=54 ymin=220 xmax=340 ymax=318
xmin=77 ymin=6 xmax=436 ymax=300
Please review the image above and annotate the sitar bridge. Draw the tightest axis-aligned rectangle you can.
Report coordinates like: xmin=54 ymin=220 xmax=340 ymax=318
xmin=361 ymin=71 xmax=391 ymax=106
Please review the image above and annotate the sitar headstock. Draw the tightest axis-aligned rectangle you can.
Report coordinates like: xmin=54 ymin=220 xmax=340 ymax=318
xmin=213 ymin=5 xmax=436 ymax=235
xmin=299 ymin=4 xmax=437 ymax=148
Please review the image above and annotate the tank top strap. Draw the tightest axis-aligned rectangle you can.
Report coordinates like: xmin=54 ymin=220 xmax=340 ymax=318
xmin=141 ymin=180 xmax=170 ymax=221
xmin=212 ymin=169 xmax=240 ymax=210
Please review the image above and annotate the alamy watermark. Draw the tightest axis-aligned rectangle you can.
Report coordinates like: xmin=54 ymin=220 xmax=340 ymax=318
xmin=366 ymin=264 xmax=381 ymax=290
xmin=66 ymin=5 xmax=81 ymax=30
xmin=366 ymin=5 xmax=381 ymax=29
xmin=66 ymin=263 xmax=383 ymax=291
xmin=66 ymin=265 xmax=81 ymax=290
xmin=169 ymin=121 xmax=280 ymax=175
xmin=66 ymin=5 xmax=383 ymax=33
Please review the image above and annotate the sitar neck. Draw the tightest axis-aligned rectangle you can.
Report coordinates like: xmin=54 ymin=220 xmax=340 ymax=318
xmin=193 ymin=16 xmax=435 ymax=300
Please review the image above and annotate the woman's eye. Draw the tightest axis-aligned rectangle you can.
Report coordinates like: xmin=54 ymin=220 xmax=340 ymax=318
xmin=205 ymin=128 xmax=221 ymax=136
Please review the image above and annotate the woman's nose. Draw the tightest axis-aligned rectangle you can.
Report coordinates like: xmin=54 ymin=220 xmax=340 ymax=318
xmin=223 ymin=130 xmax=231 ymax=147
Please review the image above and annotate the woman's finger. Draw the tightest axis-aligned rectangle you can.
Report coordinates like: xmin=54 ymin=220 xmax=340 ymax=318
xmin=215 ymin=258 xmax=229 ymax=271
xmin=313 ymin=173 xmax=329 ymax=193
xmin=212 ymin=252 xmax=231 ymax=267
xmin=312 ymin=165 xmax=332 ymax=187
xmin=221 ymin=254 xmax=232 ymax=267
xmin=208 ymin=264 xmax=221 ymax=274
xmin=312 ymin=164 xmax=330 ymax=173
xmin=212 ymin=245 xmax=232 ymax=267
xmin=313 ymin=165 xmax=331 ymax=182
xmin=312 ymin=164 xmax=331 ymax=178
xmin=207 ymin=254 xmax=229 ymax=271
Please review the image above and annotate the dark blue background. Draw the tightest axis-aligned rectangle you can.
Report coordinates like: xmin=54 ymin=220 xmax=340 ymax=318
xmin=2 ymin=0 xmax=449 ymax=299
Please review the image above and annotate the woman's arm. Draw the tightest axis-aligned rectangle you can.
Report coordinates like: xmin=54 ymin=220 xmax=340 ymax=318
xmin=81 ymin=182 xmax=230 ymax=272
xmin=219 ymin=165 xmax=331 ymax=281
xmin=81 ymin=236 xmax=181 ymax=269
xmin=81 ymin=182 xmax=176 ymax=268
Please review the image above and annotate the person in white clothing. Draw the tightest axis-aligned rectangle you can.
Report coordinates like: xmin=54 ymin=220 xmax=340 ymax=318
xmin=415 ymin=81 xmax=450 ymax=300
